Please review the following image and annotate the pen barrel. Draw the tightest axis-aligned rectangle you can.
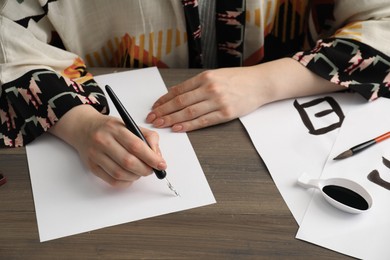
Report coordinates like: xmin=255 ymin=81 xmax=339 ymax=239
xmin=106 ymin=87 xmax=146 ymax=142
xmin=105 ymin=85 xmax=167 ymax=180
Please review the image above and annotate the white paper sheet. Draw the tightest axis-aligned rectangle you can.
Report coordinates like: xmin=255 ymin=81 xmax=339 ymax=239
xmin=296 ymin=98 xmax=390 ymax=259
xmin=240 ymin=92 xmax=365 ymax=223
xmin=26 ymin=67 xmax=215 ymax=242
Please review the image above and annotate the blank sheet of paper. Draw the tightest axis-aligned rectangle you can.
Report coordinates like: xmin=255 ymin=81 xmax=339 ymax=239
xmin=26 ymin=67 xmax=216 ymax=242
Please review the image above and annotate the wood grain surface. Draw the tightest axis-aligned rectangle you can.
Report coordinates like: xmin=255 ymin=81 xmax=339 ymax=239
xmin=0 ymin=68 xmax=351 ymax=259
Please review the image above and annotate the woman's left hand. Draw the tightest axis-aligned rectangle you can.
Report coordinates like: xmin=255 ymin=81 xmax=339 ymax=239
xmin=146 ymin=58 xmax=346 ymax=132
xmin=146 ymin=66 xmax=267 ymax=132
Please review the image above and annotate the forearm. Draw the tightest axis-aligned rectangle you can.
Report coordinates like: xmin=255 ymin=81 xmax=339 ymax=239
xmin=147 ymin=57 xmax=346 ymax=132
xmin=0 ymin=13 xmax=108 ymax=147
xmin=254 ymin=57 xmax=345 ymax=107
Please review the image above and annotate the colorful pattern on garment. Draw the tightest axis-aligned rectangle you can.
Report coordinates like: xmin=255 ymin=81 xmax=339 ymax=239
xmin=261 ymin=0 xmax=308 ymax=62
xmin=215 ymin=1 xmax=246 ymax=67
xmin=1 ymin=0 xmax=390 ymax=148
xmin=0 ymin=66 xmax=107 ymax=147
xmin=293 ymin=38 xmax=390 ymax=101
xmin=181 ymin=0 xmax=203 ymax=68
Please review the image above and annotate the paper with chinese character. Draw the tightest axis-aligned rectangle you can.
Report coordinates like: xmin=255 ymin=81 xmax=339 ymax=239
xmin=240 ymin=92 xmax=365 ymax=223
xmin=240 ymin=92 xmax=390 ymax=259
xmin=296 ymin=98 xmax=390 ymax=260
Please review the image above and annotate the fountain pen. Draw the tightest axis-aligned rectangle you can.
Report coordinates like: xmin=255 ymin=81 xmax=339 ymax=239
xmin=105 ymin=85 xmax=179 ymax=196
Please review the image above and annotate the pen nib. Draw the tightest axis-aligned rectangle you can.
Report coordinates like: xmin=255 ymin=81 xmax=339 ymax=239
xmin=165 ymin=177 xmax=180 ymax=197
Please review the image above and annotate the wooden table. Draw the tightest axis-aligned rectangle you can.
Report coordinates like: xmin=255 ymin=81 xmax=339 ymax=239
xmin=0 ymin=68 xmax=351 ymax=259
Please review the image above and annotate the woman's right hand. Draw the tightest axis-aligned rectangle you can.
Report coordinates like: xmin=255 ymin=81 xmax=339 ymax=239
xmin=48 ymin=105 xmax=167 ymax=188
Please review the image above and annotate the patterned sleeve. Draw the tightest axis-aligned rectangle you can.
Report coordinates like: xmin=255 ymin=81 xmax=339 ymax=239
xmin=0 ymin=66 xmax=108 ymax=148
xmin=292 ymin=38 xmax=390 ymax=101
xmin=291 ymin=0 xmax=390 ymax=101
xmin=0 ymin=4 xmax=108 ymax=148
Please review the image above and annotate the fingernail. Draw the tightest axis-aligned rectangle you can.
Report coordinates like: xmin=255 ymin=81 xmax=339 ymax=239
xmin=172 ymin=124 xmax=183 ymax=132
xmin=146 ymin=112 xmax=156 ymax=123
xmin=153 ymin=118 xmax=164 ymax=127
xmin=157 ymin=161 xmax=167 ymax=170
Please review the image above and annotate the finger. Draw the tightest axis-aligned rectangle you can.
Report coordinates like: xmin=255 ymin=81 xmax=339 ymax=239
xmin=152 ymin=75 xmax=203 ymax=108
xmin=147 ymin=89 xmax=208 ymax=125
xmin=88 ymin=161 xmax=135 ymax=188
xmin=171 ymin=110 xmax=232 ymax=132
xmin=114 ymin=127 xmax=167 ymax=172
xmin=141 ymin=127 xmax=163 ymax=156
xmin=99 ymin=151 xmax=149 ymax=181
xmin=151 ymin=99 xmax=218 ymax=128
xmin=93 ymin=127 xmax=155 ymax=177
xmin=109 ymin=138 xmax=156 ymax=177
xmin=101 ymin=152 xmax=148 ymax=182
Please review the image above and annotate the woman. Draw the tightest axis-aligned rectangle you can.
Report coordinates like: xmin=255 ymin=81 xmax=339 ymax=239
xmin=1 ymin=0 xmax=389 ymax=187
xmin=148 ymin=0 xmax=390 ymax=132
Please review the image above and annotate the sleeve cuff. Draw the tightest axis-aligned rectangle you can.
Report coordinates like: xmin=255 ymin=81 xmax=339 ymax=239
xmin=292 ymin=38 xmax=390 ymax=101
xmin=0 ymin=69 xmax=108 ymax=147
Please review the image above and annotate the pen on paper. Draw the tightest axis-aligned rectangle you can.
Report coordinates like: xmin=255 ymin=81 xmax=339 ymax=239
xmin=105 ymin=85 xmax=179 ymax=196
xmin=333 ymin=131 xmax=390 ymax=160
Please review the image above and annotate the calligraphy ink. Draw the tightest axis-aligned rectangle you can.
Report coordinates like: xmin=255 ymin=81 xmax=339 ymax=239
xmin=383 ymin=156 xmax=390 ymax=169
xmin=367 ymin=169 xmax=390 ymax=190
xmin=293 ymin=96 xmax=344 ymax=135
xmin=322 ymin=185 xmax=369 ymax=210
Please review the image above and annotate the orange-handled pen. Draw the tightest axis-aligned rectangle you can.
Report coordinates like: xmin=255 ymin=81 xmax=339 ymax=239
xmin=334 ymin=131 xmax=390 ymax=160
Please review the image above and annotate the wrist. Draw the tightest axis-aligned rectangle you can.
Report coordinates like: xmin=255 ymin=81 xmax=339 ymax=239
xmin=253 ymin=58 xmax=344 ymax=106
xmin=48 ymin=105 xmax=104 ymax=149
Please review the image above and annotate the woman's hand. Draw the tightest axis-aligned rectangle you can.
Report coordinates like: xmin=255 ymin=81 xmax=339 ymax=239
xmin=146 ymin=66 xmax=268 ymax=132
xmin=147 ymin=58 xmax=344 ymax=132
xmin=49 ymin=105 xmax=166 ymax=188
